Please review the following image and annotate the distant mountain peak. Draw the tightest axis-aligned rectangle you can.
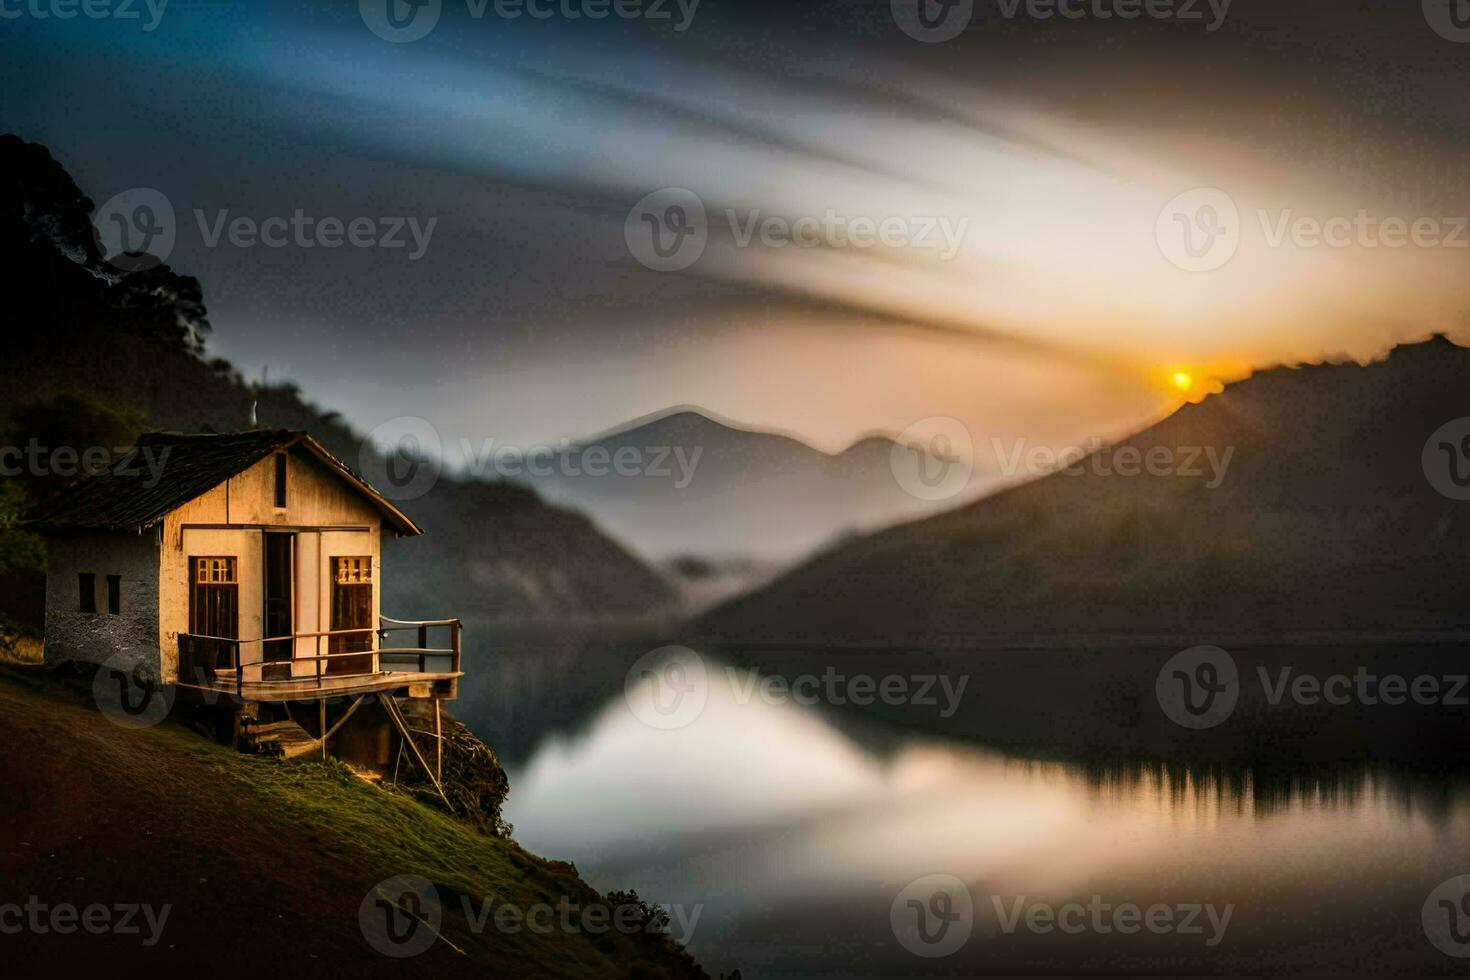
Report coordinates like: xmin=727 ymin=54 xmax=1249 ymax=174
xmin=583 ymin=405 xmax=831 ymax=454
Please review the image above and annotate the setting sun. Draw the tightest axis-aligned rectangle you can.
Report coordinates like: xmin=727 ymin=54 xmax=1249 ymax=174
xmin=1172 ymin=371 xmax=1194 ymax=392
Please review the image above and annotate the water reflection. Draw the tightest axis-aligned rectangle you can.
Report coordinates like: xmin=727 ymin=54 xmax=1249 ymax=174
xmin=459 ymin=637 xmax=1470 ymax=976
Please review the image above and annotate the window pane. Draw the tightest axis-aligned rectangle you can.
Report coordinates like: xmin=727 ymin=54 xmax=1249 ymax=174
xmin=274 ymin=453 xmax=287 ymax=508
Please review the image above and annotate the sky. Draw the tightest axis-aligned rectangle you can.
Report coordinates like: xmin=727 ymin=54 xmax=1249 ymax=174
xmin=4 ymin=0 xmax=1470 ymax=467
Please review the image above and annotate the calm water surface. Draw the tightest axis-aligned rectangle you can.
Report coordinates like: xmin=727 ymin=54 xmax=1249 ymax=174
xmin=463 ymin=643 xmax=1470 ymax=977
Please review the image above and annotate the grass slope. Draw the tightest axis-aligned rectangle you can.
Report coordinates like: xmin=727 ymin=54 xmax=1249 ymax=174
xmin=0 ymin=666 xmax=706 ymax=979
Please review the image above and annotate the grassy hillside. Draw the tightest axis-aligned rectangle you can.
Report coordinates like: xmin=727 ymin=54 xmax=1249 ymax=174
xmin=0 ymin=665 xmax=706 ymax=977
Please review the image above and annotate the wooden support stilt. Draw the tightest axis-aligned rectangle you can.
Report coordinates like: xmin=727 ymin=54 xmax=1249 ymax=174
xmin=382 ymin=694 xmax=451 ymax=809
xmin=435 ymin=700 xmax=443 ymax=785
xmin=319 ymin=699 xmax=327 ymax=760
xmin=320 ymin=693 xmax=367 ymax=744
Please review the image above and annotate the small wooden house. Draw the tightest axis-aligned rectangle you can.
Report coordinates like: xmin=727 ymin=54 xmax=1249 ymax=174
xmin=33 ymin=430 xmax=462 ymax=771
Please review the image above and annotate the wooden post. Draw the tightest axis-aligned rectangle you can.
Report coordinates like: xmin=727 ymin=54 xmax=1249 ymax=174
xmin=434 ymin=700 xmax=443 ymax=785
xmin=382 ymin=694 xmax=451 ymax=809
xmin=320 ymin=693 xmax=366 ymax=743
xmin=319 ymin=699 xmax=327 ymax=760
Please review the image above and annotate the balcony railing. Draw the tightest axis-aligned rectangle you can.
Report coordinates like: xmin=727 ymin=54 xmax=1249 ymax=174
xmin=177 ymin=617 xmax=462 ymax=697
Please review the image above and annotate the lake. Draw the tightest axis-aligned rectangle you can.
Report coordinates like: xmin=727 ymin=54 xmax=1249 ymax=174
xmin=457 ymin=635 xmax=1470 ymax=977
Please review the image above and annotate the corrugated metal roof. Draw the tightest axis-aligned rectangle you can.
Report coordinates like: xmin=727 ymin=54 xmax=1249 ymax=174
xmin=30 ymin=430 xmax=422 ymax=536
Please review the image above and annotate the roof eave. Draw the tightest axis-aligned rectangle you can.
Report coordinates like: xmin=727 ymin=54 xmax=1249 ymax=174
xmin=289 ymin=434 xmax=424 ymax=537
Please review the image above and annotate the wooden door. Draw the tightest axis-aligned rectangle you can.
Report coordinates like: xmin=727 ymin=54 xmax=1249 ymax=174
xmin=328 ymin=556 xmax=374 ymax=675
xmin=262 ymin=534 xmax=294 ymax=681
xmin=188 ymin=557 xmax=238 ymax=676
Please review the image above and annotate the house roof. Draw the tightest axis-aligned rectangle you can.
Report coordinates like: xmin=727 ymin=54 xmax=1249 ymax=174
xmin=30 ymin=430 xmax=423 ymax=536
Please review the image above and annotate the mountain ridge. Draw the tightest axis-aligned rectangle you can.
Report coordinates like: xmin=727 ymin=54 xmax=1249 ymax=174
xmin=522 ymin=404 xmax=975 ymax=564
xmin=695 ymin=334 xmax=1470 ymax=648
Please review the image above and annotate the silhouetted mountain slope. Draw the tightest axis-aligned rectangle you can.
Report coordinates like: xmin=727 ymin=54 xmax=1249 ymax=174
xmin=0 ymin=134 xmax=674 ymax=630
xmin=698 ymin=338 xmax=1470 ymax=647
xmin=527 ymin=407 xmax=961 ymax=562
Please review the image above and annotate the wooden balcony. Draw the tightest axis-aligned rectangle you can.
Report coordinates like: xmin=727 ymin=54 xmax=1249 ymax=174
xmin=176 ymin=617 xmax=462 ymax=702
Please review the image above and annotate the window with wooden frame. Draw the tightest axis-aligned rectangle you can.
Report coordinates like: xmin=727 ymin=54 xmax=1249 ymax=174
xmin=273 ymin=452 xmax=288 ymax=509
xmin=78 ymin=573 xmax=96 ymax=614
xmin=328 ymin=556 xmax=374 ymax=670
